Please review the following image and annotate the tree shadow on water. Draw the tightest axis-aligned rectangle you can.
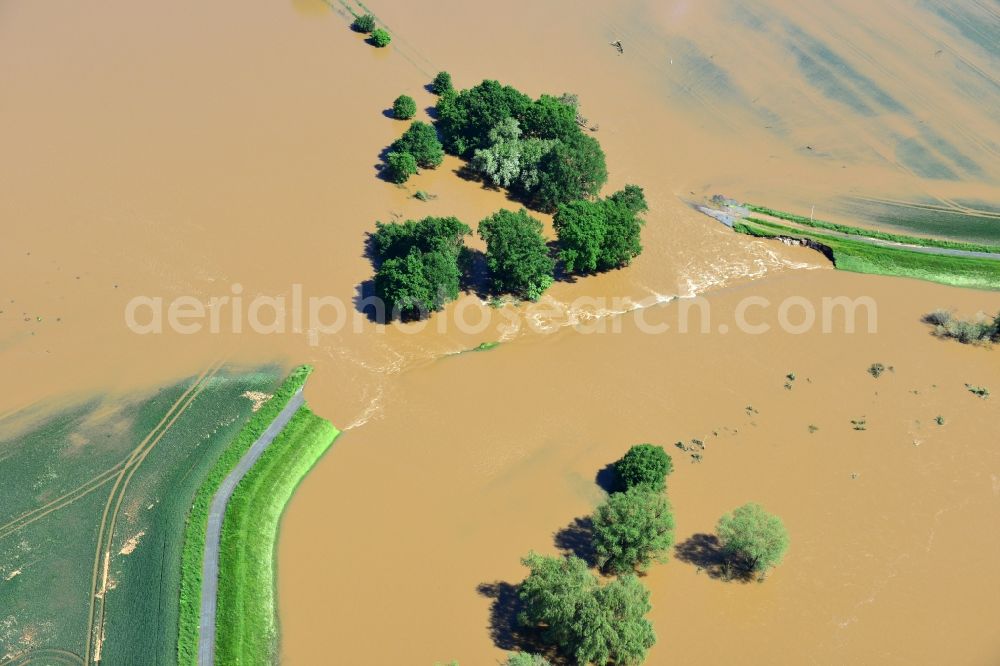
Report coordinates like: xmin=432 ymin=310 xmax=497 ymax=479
xmin=674 ymin=533 xmax=756 ymax=583
xmin=477 ymin=581 xmax=549 ymax=656
xmin=553 ymin=516 xmax=597 ymax=567
xmin=594 ymin=462 xmax=620 ymax=494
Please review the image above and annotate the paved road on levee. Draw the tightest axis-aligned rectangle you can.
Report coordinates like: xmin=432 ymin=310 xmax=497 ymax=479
xmin=197 ymin=388 xmax=305 ymax=666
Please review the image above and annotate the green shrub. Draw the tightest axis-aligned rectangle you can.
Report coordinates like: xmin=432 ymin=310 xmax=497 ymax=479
xmin=392 ymin=94 xmax=417 ymax=120
xmin=370 ymin=28 xmax=391 ymax=47
xmin=351 ymin=13 xmax=375 ymax=33
xmin=431 ymin=71 xmax=454 ymax=95
xmin=553 ymin=186 xmax=647 ymax=274
xmin=614 ymin=443 xmax=672 ymax=491
xmin=504 ymin=654 xmax=550 ymax=666
xmin=385 ymin=151 xmax=417 ymax=184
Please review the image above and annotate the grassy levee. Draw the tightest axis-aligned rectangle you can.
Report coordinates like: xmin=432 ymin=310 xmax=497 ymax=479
xmin=214 ymin=406 xmax=338 ymax=665
xmin=734 ymin=218 xmax=1000 ymax=291
xmin=176 ymin=365 xmax=313 ymax=666
xmin=744 ymin=204 xmax=1000 ymax=255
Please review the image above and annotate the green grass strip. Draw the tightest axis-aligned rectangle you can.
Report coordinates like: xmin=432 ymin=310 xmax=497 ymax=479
xmin=215 ymin=406 xmax=339 ymax=665
xmin=734 ymin=218 xmax=1000 ymax=291
xmin=177 ymin=365 xmax=313 ymax=666
xmin=744 ymin=204 xmax=1000 ymax=255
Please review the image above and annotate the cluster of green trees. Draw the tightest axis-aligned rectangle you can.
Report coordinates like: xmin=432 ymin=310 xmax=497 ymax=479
xmin=925 ymin=309 xmax=1000 ymax=345
xmin=385 ymin=121 xmax=444 ymax=183
xmin=370 ymin=74 xmax=649 ymax=319
xmin=501 ymin=443 xmax=790 ymax=664
xmin=519 ymin=553 xmax=656 ymax=665
xmin=478 ymin=209 xmax=554 ymax=300
xmin=554 ymin=185 xmax=648 ymax=273
xmin=370 ymin=216 xmax=470 ymax=319
xmin=435 ymin=80 xmax=607 ymax=212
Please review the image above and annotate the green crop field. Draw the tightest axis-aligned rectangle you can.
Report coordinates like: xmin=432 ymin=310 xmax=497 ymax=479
xmin=215 ymin=406 xmax=339 ymax=665
xmin=734 ymin=217 xmax=1000 ymax=291
xmin=0 ymin=365 xmax=282 ymax=665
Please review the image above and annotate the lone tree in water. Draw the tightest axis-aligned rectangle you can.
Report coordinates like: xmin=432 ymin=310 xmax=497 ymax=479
xmin=392 ymin=94 xmax=417 ymax=120
xmin=592 ymin=487 xmax=675 ymax=574
xmin=716 ymin=502 xmax=789 ymax=576
xmin=370 ymin=28 xmax=391 ymax=48
xmin=431 ymin=71 xmax=454 ymax=95
xmin=615 ymin=443 xmax=673 ymax=491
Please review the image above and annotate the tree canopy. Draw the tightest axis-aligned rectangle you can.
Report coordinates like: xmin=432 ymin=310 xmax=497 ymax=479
xmin=392 ymin=94 xmax=417 ymax=120
xmin=390 ymin=121 xmax=444 ymax=169
xmin=436 ymin=79 xmax=608 ymax=212
xmin=370 ymin=216 xmax=470 ymax=319
xmin=716 ymin=503 xmax=790 ymax=574
xmin=592 ymin=487 xmax=675 ymax=574
xmin=370 ymin=28 xmax=391 ymax=47
xmin=431 ymin=71 xmax=454 ymax=96
xmin=351 ymin=13 xmax=375 ymax=33
xmin=477 ymin=209 xmax=554 ymax=300
xmin=615 ymin=443 xmax=673 ymax=491
xmin=517 ymin=552 xmax=656 ymax=665
xmin=553 ymin=186 xmax=648 ymax=273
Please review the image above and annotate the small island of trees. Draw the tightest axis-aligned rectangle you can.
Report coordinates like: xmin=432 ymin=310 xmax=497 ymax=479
xmin=367 ymin=74 xmax=651 ymax=320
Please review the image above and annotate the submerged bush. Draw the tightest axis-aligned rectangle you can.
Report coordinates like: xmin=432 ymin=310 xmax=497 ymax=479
xmin=392 ymin=94 xmax=417 ymax=120
xmin=924 ymin=309 xmax=999 ymax=345
xmin=370 ymin=28 xmax=391 ymax=47
xmin=351 ymin=13 xmax=376 ymax=33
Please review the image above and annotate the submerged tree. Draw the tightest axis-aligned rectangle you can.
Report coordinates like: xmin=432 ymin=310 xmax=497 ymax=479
xmin=351 ymin=12 xmax=376 ymax=33
xmin=615 ymin=443 xmax=673 ymax=491
xmin=592 ymin=487 xmax=675 ymax=574
xmin=477 ymin=209 xmax=554 ymax=300
xmin=385 ymin=150 xmax=417 ymax=184
xmin=431 ymin=71 xmax=454 ymax=96
xmin=392 ymin=94 xmax=417 ymax=120
xmin=370 ymin=216 xmax=470 ymax=319
xmin=370 ymin=28 xmax=391 ymax=47
xmin=553 ymin=185 xmax=647 ymax=274
xmin=390 ymin=121 xmax=444 ymax=168
xmin=716 ymin=503 xmax=789 ymax=575
xmin=518 ymin=552 xmax=655 ymax=665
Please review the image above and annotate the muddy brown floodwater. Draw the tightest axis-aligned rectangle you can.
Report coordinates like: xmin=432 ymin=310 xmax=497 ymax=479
xmin=2 ymin=0 xmax=999 ymax=664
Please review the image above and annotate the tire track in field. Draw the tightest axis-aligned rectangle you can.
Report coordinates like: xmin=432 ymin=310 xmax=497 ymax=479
xmin=8 ymin=647 xmax=85 ymax=666
xmin=0 ymin=365 xmax=217 ymax=541
xmin=83 ymin=361 xmax=224 ymax=665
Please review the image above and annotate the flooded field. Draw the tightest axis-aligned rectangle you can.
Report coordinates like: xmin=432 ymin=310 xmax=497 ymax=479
xmin=1 ymin=0 xmax=998 ymax=663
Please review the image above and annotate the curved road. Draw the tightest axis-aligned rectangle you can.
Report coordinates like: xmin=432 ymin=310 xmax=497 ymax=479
xmin=197 ymin=388 xmax=305 ymax=666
